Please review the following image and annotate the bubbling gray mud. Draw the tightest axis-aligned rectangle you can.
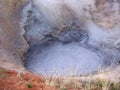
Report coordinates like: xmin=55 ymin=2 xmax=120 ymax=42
xmin=22 ymin=1 xmax=120 ymax=76
xmin=25 ymin=40 xmax=104 ymax=76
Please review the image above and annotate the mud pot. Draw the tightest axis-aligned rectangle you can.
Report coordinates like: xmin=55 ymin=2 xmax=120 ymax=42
xmin=21 ymin=0 xmax=120 ymax=76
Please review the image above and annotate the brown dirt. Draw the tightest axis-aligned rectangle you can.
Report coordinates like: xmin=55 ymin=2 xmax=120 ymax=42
xmin=0 ymin=68 xmax=56 ymax=90
xmin=0 ymin=0 xmax=29 ymax=66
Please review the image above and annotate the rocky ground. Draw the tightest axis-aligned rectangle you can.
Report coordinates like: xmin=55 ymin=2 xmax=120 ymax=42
xmin=0 ymin=0 xmax=29 ymax=67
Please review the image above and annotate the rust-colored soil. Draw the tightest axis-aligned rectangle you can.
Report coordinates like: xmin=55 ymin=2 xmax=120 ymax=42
xmin=0 ymin=68 xmax=55 ymax=90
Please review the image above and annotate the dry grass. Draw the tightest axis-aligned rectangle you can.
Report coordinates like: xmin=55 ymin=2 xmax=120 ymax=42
xmin=42 ymin=73 xmax=120 ymax=90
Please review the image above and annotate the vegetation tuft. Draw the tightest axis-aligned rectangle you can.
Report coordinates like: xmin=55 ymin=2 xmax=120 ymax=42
xmin=27 ymin=83 xmax=33 ymax=88
xmin=0 ymin=68 xmax=7 ymax=78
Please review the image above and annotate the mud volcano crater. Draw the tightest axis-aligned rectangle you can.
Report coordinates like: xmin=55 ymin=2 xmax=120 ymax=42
xmin=22 ymin=2 xmax=120 ymax=76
